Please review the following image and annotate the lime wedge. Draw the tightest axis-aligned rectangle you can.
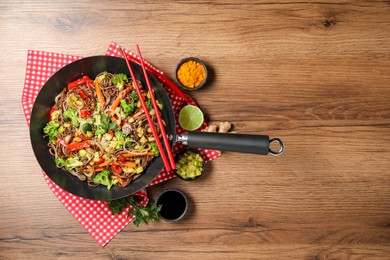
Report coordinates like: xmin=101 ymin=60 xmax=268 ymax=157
xmin=178 ymin=105 xmax=204 ymax=131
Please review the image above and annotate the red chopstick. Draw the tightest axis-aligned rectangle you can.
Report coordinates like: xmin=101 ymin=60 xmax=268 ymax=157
xmin=136 ymin=45 xmax=176 ymax=170
xmin=120 ymin=48 xmax=172 ymax=172
xmin=121 ymin=47 xmax=192 ymax=104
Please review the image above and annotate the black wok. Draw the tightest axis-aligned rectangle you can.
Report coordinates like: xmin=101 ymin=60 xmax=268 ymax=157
xmin=30 ymin=56 xmax=284 ymax=201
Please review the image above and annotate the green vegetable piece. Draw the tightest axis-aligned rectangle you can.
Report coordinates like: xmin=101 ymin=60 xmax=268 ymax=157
xmin=120 ymin=99 xmax=136 ymax=116
xmin=79 ymin=149 xmax=87 ymax=157
xmin=136 ymin=166 xmax=144 ymax=174
xmin=111 ymin=73 xmax=128 ymax=85
xmin=81 ymin=122 xmax=92 ymax=133
xmin=130 ymin=90 xmax=139 ymax=102
xmin=100 ymin=114 xmax=110 ymax=125
xmin=44 ymin=120 xmax=59 ymax=141
xmin=115 ymin=130 xmax=126 ymax=149
xmin=58 ymin=126 xmax=65 ymax=134
xmin=96 ymin=124 xmax=108 ymax=135
xmin=93 ymin=114 xmax=101 ymax=126
xmin=93 ymin=114 xmax=116 ymax=135
xmin=63 ymin=108 xmax=79 ymax=127
xmin=55 ymin=157 xmax=66 ymax=167
xmin=146 ymin=98 xmax=153 ymax=111
xmin=112 ymin=73 xmax=129 ymax=90
xmin=93 ymin=169 xmax=116 ymax=190
xmin=64 ymin=157 xmax=83 ymax=170
xmin=150 ymin=142 xmax=159 ymax=156
xmin=109 ymin=121 xmax=117 ymax=131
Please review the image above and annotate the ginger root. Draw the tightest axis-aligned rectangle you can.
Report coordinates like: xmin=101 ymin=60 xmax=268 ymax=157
xmin=203 ymin=121 xmax=232 ymax=133
xmin=218 ymin=121 xmax=232 ymax=133
xmin=205 ymin=124 xmax=218 ymax=132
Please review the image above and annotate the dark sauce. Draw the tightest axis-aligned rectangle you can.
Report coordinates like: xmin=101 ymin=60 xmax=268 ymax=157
xmin=157 ymin=190 xmax=187 ymax=221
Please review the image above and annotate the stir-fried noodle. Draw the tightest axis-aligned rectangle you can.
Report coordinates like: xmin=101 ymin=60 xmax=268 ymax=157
xmin=43 ymin=72 xmax=162 ymax=189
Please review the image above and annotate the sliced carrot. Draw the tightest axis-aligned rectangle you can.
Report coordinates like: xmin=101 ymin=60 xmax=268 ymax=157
xmin=117 ymin=177 xmax=126 ymax=186
xmin=110 ymin=175 xmax=126 ymax=186
xmin=94 ymin=80 xmax=106 ymax=106
xmin=119 ymin=161 xmax=137 ymax=168
xmin=98 ymin=160 xmax=112 ymax=167
xmin=84 ymin=167 xmax=104 ymax=173
xmin=110 ymin=87 xmax=131 ymax=111
xmin=121 ymin=152 xmax=154 ymax=158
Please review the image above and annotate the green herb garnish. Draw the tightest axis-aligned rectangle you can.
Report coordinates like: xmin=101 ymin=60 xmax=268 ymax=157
xmin=106 ymin=195 xmax=161 ymax=226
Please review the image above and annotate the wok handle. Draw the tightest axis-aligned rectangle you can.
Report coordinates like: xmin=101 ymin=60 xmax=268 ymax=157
xmin=179 ymin=132 xmax=284 ymax=156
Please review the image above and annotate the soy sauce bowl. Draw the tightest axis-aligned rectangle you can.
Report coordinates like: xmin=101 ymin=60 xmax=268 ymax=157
xmin=174 ymin=149 xmax=206 ymax=181
xmin=174 ymin=57 xmax=208 ymax=91
xmin=156 ymin=189 xmax=188 ymax=222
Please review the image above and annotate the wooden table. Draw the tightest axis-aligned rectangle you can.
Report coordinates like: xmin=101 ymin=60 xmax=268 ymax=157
xmin=1 ymin=0 xmax=389 ymax=259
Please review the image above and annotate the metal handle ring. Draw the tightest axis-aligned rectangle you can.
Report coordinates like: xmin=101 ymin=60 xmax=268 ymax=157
xmin=268 ymin=138 xmax=284 ymax=156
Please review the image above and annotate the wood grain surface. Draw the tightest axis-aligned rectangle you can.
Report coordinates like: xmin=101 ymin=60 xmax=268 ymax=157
xmin=1 ymin=0 xmax=389 ymax=259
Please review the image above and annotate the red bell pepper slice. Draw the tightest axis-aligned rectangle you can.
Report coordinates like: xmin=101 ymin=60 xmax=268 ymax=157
xmin=95 ymin=157 xmax=105 ymax=165
xmin=68 ymin=76 xmax=91 ymax=90
xmin=66 ymin=141 xmax=90 ymax=151
xmin=112 ymin=164 xmax=122 ymax=174
xmin=78 ymin=90 xmax=87 ymax=99
xmin=59 ymin=140 xmax=90 ymax=151
xmin=118 ymin=154 xmax=125 ymax=164
xmin=80 ymin=109 xmax=91 ymax=118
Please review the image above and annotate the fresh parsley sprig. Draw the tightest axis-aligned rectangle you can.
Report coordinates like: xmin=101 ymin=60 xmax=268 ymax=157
xmin=106 ymin=195 xmax=161 ymax=227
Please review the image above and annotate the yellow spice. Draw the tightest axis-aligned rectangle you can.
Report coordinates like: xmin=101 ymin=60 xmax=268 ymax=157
xmin=177 ymin=60 xmax=206 ymax=88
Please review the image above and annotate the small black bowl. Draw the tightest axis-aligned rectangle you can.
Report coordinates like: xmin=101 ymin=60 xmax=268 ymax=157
xmin=156 ymin=189 xmax=188 ymax=222
xmin=174 ymin=149 xmax=206 ymax=181
xmin=174 ymin=57 xmax=208 ymax=91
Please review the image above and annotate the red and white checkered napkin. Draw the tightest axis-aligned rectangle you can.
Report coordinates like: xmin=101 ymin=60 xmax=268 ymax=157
xmin=22 ymin=43 xmax=221 ymax=247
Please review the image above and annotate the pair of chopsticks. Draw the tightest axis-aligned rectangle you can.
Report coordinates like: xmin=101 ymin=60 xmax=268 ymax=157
xmin=120 ymin=46 xmax=176 ymax=172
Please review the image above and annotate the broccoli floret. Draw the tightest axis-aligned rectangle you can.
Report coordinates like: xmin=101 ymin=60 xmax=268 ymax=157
xmin=130 ymin=90 xmax=139 ymax=102
xmin=79 ymin=118 xmax=94 ymax=134
xmin=55 ymin=157 xmax=66 ymax=167
xmin=115 ymin=130 xmax=125 ymax=140
xmin=150 ymin=141 xmax=159 ymax=156
xmin=64 ymin=157 xmax=83 ymax=170
xmin=146 ymin=98 xmax=153 ymax=111
xmin=120 ymin=99 xmax=136 ymax=116
xmin=95 ymin=124 xmax=108 ymax=135
xmin=63 ymin=108 xmax=79 ymax=127
xmin=111 ymin=73 xmax=129 ymax=85
xmin=114 ymin=131 xmax=126 ymax=149
xmin=81 ymin=122 xmax=92 ymax=133
xmin=44 ymin=120 xmax=59 ymax=141
xmin=93 ymin=169 xmax=118 ymax=190
xmin=111 ymin=73 xmax=129 ymax=90
xmin=93 ymin=114 xmax=116 ymax=135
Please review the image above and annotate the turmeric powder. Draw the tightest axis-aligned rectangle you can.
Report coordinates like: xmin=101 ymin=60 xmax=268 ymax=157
xmin=177 ymin=60 xmax=206 ymax=88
